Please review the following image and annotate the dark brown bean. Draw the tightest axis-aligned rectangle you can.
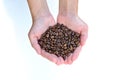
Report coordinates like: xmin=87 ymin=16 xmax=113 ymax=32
xmin=38 ymin=23 xmax=81 ymax=60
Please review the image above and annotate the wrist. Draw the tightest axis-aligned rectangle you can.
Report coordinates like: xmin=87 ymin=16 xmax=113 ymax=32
xmin=58 ymin=11 xmax=78 ymax=17
xmin=59 ymin=0 xmax=78 ymax=17
xmin=32 ymin=14 xmax=54 ymax=25
xmin=32 ymin=12 xmax=52 ymax=21
xmin=57 ymin=13 xmax=78 ymax=19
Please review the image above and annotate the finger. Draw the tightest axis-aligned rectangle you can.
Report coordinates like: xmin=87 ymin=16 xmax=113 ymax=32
xmin=72 ymin=46 xmax=82 ymax=61
xmin=65 ymin=54 xmax=73 ymax=64
xmin=41 ymin=50 xmax=59 ymax=64
xmin=29 ymin=35 xmax=41 ymax=54
xmin=80 ymin=29 xmax=88 ymax=46
xmin=56 ymin=57 xmax=64 ymax=65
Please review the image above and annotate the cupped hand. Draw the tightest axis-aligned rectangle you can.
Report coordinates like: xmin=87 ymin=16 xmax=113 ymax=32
xmin=28 ymin=15 xmax=64 ymax=65
xmin=57 ymin=15 xmax=88 ymax=64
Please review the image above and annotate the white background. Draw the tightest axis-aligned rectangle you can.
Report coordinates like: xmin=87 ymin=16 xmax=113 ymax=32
xmin=0 ymin=0 xmax=120 ymax=80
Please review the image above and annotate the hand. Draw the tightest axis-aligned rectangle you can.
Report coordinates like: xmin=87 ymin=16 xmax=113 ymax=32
xmin=57 ymin=15 xmax=88 ymax=64
xmin=28 ymin=15 xmax=64 ymax=65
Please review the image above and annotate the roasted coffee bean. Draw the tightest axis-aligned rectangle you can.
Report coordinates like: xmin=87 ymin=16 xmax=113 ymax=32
xmin=58 ymin=32 xmax=63 ymax=36
xmin=55 ymin=32 xmax=59 ymax=36
xmin=51 ymin=36 xmax=54 ymax=39
xmin=46 ymin=34 xmax=49 ymax=38
xmin=38 ymin=23 xmax=81 ymax=60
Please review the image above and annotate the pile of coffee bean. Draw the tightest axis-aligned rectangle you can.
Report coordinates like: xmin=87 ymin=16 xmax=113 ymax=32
xmin=38 ymin=23 xmax=81 ymax=60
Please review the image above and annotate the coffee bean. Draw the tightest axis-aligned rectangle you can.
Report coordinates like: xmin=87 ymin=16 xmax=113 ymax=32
xmin=38 ymin=23 xmax=81 ymax=60
xmin=69 ymin=45 xmax=73 ymax=51
xmin=55 ymin=32 xmax=59 ymax=36
xmin=58 ymin=32 xmax=63 ymax=36
xmin=46 ymin=34 xmax=49 ymax=38
xmin=51 ymin=36 xmax=54 ymax=39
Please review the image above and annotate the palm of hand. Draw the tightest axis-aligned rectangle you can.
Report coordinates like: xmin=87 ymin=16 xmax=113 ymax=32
xmin=28 ymin=16 xmax=64 ymax=65
xmin=57 ymin=15 xmax=88 ymax=64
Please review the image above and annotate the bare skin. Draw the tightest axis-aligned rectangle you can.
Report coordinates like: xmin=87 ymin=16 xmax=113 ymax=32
xmin=27 ymin=0 xmax=88 ymax=65
xmin=27 ymin=0 xmax=64 ymax=65
xmin=57 ymin=0 xmax=88 ymax=64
